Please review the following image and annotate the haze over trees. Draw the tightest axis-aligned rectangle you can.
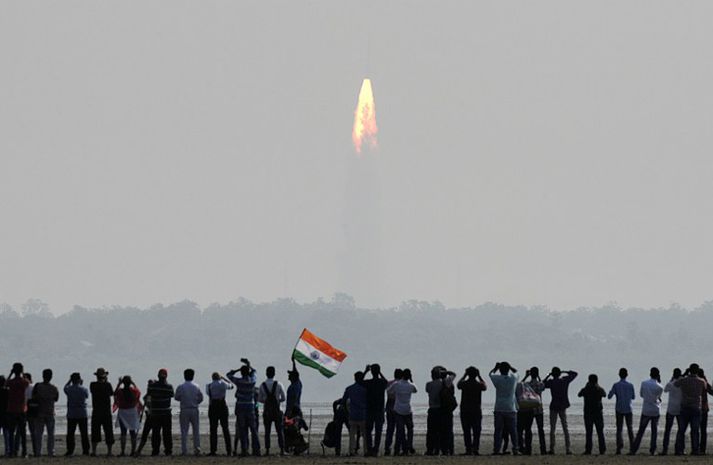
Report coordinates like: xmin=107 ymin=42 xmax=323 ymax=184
xmin=1 ymin=296 xmax=710 ymax=402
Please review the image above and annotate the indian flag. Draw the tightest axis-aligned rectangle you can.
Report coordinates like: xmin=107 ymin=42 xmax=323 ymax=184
xmin=292 ymin=328 xmax=347 ymax=378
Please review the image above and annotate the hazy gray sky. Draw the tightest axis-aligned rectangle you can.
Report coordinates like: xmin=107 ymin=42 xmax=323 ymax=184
xmin=1 ymin=1 xmax=712 ymax=313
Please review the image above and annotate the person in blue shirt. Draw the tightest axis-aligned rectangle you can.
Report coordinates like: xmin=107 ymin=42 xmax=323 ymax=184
xmin=286 ymin=359 xmax=302 ymax=417
xmin=342 ymin=371 xmax=367 ymax=456
xmin=227 ymin=359 xmax=260 ymax=457
xmin=64 ymin=373 xmax=90 ymax=456
xmin=489 ymin=362 xmax=519 ymax=456
xmin=608 ymin=367 xmax=635 ymax=454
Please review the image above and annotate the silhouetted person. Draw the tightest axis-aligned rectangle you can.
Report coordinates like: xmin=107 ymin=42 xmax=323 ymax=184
xmin=342 ymin=371 xmax=367 ymax=456
xmin=383 ymin=368 xmax=403 ymax=456
xmin=608 ymin=367 xmax=635 ymax=454
xmin=363 ymin=364 xmax=387 ymax=456
xmin=259 ymin=366 xmax=286 ymax=456
xmin=544 ymin=366 xmax=577 ymax=454
xmin=661 ymin=368 xmax=682 ymax=455
xmin=675 ymin=363 xmax=707 ymax=455
xmin=228 ymin=358 xmax=260 ymax=456
xmin=21 ymin=373 xmax=34 ymax=457
xmin=517 ymin=366 xmax=546 ymax=455
xmin=631 ymin=367 xmax=663 ymax=455
xmin=286 ymin=359 xmax=302 ymax=415
xmin=5 ymin=363 xmax=30 ymax=457
xmin=175 ymin=368 xmax=203 ymax=456
xmin=114 ymin=376 xmax=141 ymax=456
xmin=457 ymin=366 xmax=486 ymax=455
xmin=32 ymin=368 xmax=58 ymax=457
xmin=387 ymin=368 xmax=416 ymax=456
xmin=89 ymin=367 xmax=114 ymax=456
xmin=490 ymin=361 xmax=519 ymax=455
xmin=578 ymin=374 xmax=606 ymax=455
xmin=0 ymin=376 xmax=9 ymax=457
xmin=425 ymin=365 xmax=453 ymax=455
xmin=205 ymin=372 xmax=233 ymax=456
xmin=146 ymin=368 xmax=174 ymax=456
xmin=424 ymin=367 xmax=442 ymax=455
xmin=440 ymin=369 xmax=457 ymax=455
xmin=698 ymin=369 xmax=713 ymax=454
xmin=64 ymin=372 xmax=90 ymax=456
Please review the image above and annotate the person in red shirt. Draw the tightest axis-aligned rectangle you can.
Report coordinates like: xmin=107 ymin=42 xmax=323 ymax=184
xmin=113 ymin=376 xmax=142 ymax=456
xmin=6 ymin=363 xmax=30 ymax=457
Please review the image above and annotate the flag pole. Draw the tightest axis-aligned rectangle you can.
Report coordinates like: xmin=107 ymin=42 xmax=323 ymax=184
xmin=307 ymin=408 xmax=313 ymax=455
xmin=291 ymin=328 xmax=307 ymax=360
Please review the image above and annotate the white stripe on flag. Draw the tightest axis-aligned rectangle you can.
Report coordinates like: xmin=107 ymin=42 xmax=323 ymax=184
xmin=295 ymin=338 xmax=342 ymax=374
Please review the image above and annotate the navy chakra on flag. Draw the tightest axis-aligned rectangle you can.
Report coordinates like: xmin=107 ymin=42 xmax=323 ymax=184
xmin=310 ymin=351 xmax=320 ymax=361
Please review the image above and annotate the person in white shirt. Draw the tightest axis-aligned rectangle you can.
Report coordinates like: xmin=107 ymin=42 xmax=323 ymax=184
xmin=630 ymin=367 xmax=664 ymax=455
xmin=661 ymin=368 xmax=682 ymax=455
xmin=387 ymin=369 xmax=417 ymax=456
xmin=174 ymin=369 xmax=204 ymax=456
xmin=257 ymin=367 xmax=286 ymax=456
xmin=205 ymin=372 xmax=234 ymax=456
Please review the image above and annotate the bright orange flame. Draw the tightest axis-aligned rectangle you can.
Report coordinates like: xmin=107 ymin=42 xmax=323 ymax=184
xmin=352 ymin=78 xmax=378 ymax=154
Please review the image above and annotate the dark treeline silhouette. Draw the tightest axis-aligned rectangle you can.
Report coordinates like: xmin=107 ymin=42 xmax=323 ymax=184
xmin=1 ymin=296 xmax=713 ymax=402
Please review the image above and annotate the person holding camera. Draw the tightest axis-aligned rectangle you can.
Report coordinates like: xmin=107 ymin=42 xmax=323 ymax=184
xmin=661 ymin=368 xmax=682 ymax=455
xmin=489 ymin=362 xmax=519 ymax=456
xmin=517 ymin=367 xmax=546 ymax=455
xmin=114 ymin=375 xmax=141 ymax=457
xmin=146 ymin=369 xmax=174 ymax=456
xmin=674 ymin=363 xmax=707 ymax=455
xmin=363 ymin=364 xmax=387 ymax=457
xmin=89 ymin=368 xmax=114 ymax=456
xmin=205 ymin=372 xmax=234 ymax=456
xmin=5 ymin=363 xmax=30 ymax=457
xmin=457 ymin=366 xmax=486 ymax=456
xmin=544 ymin=366 xmax=577 ymax=455
xmin=631 ymin=367 xmax=664 ymax=455
xmin=386 ymin=368 xmax=417 ymax=456
xmin=425 ymin=366 xmax=454 ymax=455
xmin=227 ymin=358 xmax=260 ymax=457
xmin=577 ymin=373 xmax=607 ymax=455
xmin=64 ymin=372 xmax=90 ymax=456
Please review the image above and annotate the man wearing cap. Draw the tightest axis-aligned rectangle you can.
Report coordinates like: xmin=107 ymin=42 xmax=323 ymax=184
xmin=175 ymin=369 xmax=204 ymax=456
xmin=64 ymin=372 xmax=90 ymax=456
xmin=89 ymin=368 xmax=114 ymax=456
xmin=146 ymin=369 xmax=174 ymax=456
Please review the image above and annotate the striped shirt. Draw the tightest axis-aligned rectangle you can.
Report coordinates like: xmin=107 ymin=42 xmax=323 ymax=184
xmin=228 ymin=369 xmax=257 ymax=412
xmin=146 ymin=380 xmax=174 ymax=416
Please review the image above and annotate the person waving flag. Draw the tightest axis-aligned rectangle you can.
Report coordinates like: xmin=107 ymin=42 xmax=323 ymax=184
xmin=292 ymin=329 xmax=347 ymax=378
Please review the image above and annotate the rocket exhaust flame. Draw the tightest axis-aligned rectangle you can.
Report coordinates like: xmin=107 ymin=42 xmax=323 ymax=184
xmin=352 ymin=78 xmax=378 ymax=154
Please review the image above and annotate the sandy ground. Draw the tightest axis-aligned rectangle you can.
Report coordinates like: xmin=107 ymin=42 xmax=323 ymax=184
xmin=14 ymin=434 xmax=710 ymax=464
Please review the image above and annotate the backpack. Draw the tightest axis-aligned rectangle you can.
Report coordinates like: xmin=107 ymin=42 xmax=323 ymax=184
xmin=321 ymin=420 xmax=340 ymax=449
xmin=440 ymin=382 xmax=458 ymax=412
xmin=517 ymin=382 xmax=542 ymax=410
xmin=262 ymin=381 xmax=282 ymax=420
xmin=26 ymin=384 xmax=39 ymax=419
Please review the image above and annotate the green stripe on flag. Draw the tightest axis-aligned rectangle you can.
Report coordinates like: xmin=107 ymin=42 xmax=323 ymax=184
xmin=293 ymin=349 xmax=337 ymax=378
